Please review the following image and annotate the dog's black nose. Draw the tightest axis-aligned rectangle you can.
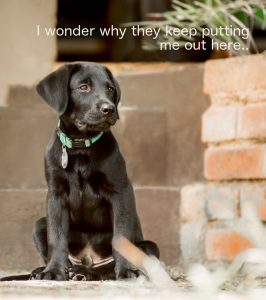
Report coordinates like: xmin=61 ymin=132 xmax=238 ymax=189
xmin=100 ymin=103 xmax=115 ymax=115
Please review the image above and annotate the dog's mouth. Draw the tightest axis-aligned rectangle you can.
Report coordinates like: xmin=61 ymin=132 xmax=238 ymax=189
xmin=75 ymin=119 xmax=116 ymax=132
xmin=75 ymin=120 xmax=88 ymax=131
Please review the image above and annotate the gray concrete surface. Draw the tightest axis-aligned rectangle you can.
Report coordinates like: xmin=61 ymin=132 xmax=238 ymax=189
xmin=0 ymin=278 xmax=266 ymax=300
xmin=0 ymin=279 xmax=190 ymax=300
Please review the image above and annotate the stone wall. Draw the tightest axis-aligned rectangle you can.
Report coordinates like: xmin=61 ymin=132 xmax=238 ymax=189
xmin=180 ymin=55 xmax=266 ymax=267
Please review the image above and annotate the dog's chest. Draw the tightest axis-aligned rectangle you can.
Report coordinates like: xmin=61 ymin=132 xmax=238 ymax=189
xmin=67 ymin=165 xmax=113 ymax=230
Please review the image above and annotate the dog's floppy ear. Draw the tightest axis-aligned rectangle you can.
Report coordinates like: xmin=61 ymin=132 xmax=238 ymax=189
xmin=105 ymin=67 xmax=121 ymax=104
xmin=105 ymin=67 xmax=121 ymax=119
xmin=36 ymin=64 xmax=73 ymax=116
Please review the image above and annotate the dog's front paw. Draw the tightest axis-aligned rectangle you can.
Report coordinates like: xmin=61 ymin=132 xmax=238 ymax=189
xmin=30 ymin=266 xmax=45 ymax=280
xmin=34 ymin=267 xmax=68 ymax=281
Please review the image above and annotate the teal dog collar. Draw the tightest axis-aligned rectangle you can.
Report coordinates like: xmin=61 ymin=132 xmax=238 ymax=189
xmin=57 ymin=122 xmax=104 ymax=169
xmin=57 ymin=126 xmax=104 ymax=149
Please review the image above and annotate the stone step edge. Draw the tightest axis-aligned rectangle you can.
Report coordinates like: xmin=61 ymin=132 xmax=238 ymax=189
xmin=0 ymin=186 xmax=180 ymax=193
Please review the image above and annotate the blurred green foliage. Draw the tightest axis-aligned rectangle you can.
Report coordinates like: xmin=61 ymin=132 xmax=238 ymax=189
xmin=142 ymin=0 xmax=266 ymax=55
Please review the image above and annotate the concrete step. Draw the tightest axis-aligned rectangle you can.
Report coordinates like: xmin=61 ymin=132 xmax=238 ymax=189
xmin=135 ymin=186 xmax=180 ymax=265
xmin=117 ymin=64 xmax=206 ymax=106
xmin=0 ymin=117 xmax=55 ymax=189
xmin=117 ymin=64 xmax=208 ymax=187
xmin=0 ymin=187 xmax=180 ymax=270
xmin=0 ymin=189 xmax=45 ymax=270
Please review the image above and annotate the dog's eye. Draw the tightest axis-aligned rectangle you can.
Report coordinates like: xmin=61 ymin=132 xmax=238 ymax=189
xmin=108 ymin=86 xmax=114 ymax=93
xmin=79 ymin=84 xmax=90 ymax=91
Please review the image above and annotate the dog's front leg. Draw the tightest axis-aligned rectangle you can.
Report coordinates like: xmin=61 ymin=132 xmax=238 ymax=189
xmin=111 ymin=183 xmax=143 ymax=279
xmin=36 ymin=190 xmax=69 ymax=280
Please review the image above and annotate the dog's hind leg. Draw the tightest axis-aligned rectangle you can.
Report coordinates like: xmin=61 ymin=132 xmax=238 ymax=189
xmin=32 ymin=217 xmax=48 ymax=263
xmin=29 ymin=217 xmax=48 ymax=279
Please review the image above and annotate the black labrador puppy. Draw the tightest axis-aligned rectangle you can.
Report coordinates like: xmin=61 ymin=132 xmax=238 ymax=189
xmin=28 ymin=62 xmax=159 ymax=281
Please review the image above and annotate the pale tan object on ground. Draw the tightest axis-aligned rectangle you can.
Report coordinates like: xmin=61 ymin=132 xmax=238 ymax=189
xmin=112 ymin=235 xmax=176 ymax=288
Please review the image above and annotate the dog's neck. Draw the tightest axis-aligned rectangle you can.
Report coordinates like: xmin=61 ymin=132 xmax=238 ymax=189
xmin=59 ymin=118 xmax=101 ymax=139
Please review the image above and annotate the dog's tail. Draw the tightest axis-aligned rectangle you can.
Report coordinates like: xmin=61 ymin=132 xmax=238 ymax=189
xmin=0 ymin=274 xmax=31 ymax=281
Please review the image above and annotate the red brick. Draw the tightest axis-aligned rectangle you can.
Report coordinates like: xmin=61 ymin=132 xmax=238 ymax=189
xmin=240 ymin=186 xmax=266 ymax=221
xmin=204 ymin=145 xmax=266 ymax=180
xmin=205 ymin=229 xmax=253 ymax=261
xmin=204 ymin=55 xmax=266 ymax=95
xmin=210 ymin=90 xmax=266 ymax=106
xmin=202 ymin=106 xmax=237 ymax=143
xmin=180 ymin=184 xmax=206 ymax=222
xmin=238 ymin=104 xmax=266 ymax=139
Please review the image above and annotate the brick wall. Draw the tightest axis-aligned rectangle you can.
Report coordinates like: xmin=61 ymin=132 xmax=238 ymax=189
xmin=180 ymin=55 xmax=266 ymax=266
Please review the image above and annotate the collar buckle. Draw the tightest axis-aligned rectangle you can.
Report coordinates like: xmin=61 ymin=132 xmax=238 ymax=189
xmin=72 ymin=139 xmax=86 ymax=149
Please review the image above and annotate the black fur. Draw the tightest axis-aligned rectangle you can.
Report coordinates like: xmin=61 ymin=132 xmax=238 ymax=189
xmin=1 ymin=62 xmax=159 ymax=281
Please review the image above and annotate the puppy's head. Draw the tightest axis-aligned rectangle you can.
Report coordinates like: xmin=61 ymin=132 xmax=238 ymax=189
xmin=36 ymin=62 xmax=121 ymax=132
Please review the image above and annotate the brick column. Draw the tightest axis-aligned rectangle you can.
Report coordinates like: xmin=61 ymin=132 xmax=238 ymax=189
xmin=180 ymin=55 xmax=266 ymax=266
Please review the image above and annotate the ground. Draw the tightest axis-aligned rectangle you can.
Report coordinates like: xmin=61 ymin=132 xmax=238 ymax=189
xmin=1 ymin=269 xmax=266 ymax=300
